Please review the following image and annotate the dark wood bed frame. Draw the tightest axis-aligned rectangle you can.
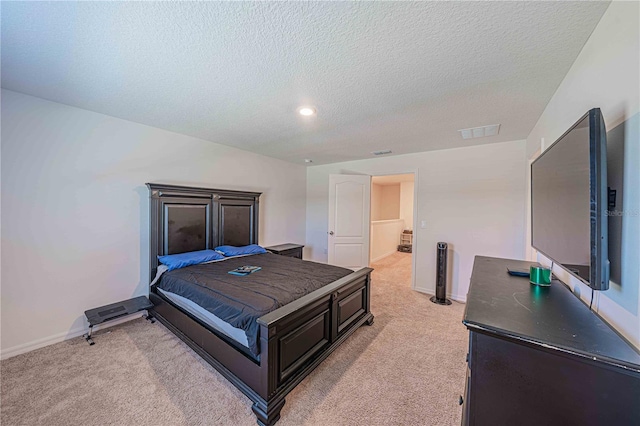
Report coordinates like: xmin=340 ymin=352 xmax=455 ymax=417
xmin=146 ymin=183 xmax=374 ymax=425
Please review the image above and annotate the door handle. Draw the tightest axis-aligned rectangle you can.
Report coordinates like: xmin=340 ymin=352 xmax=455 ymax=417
xmin=329 ymin=231 xmax=334 ymax=235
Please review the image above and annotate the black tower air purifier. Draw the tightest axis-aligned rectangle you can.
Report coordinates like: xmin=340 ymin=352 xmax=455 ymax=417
xmin=430 ymin=242 xmax=452 ymax=305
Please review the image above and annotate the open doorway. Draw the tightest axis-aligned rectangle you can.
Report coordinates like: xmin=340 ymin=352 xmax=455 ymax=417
xmin=370 ymin=173 xmax=415 ymax=286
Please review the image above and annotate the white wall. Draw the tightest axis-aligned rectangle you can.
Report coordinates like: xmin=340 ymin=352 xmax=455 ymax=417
xmin=525 ymin=0 xmax=640 ymax=348
xmin=379 ymin=185 xmax=400 ymax=220
xmin=399 ymin=181 xmax=414 ymax=230
xmin=306 ymin=140 xmax=527 ymax=300
xmin=1 ymin=90 xmax=307 ymax=358
xmin=371 ymin=183 xmax=400 ymax=221
xmin=370 ymin=219 xmax=404 ymax=262
xmin=371 ymin=183 xmax=382 ymax=221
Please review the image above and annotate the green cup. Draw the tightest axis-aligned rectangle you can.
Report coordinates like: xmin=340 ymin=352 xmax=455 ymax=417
xmin=530 ymin=266 xmax=551 ymax=286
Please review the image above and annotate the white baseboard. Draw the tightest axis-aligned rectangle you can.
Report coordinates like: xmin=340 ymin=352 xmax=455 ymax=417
xmin=370 ymin=249 xmax=398 ymax=263
xmin=449 ymin=293 xmax=467 ymax=303
xmin=0 ymin=312 xmax=145 ymax=360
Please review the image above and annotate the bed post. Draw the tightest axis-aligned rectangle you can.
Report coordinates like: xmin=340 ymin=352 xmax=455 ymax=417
xmin=251 ymin=399 xmax=286 ymax=426
xmin=254 ymin=322 xmax=285 ymax=426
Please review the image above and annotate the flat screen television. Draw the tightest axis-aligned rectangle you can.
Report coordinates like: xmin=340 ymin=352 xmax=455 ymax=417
xmin=531 ymin=108 xmax=610 ymax=291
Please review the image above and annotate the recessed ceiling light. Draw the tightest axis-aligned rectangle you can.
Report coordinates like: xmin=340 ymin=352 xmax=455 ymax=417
xmin=458 ymin=124 xmax=501 ymax=140
xmin=298 ymin=106 xmax=316 ymax=116
xmin=304 ymin=159 xmax=313 ymax=163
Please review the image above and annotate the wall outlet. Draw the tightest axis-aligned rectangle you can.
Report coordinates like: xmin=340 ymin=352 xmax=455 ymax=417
xmin=323 ymin=248 xmax=328 ymax=254
xmin=420 ymin=220 xmax=427 ymax=229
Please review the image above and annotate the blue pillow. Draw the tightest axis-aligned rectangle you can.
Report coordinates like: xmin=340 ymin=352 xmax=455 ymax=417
xmin=214 ymin=244 xmax=267 ymax=257
xmin=158 ymin=249 xmax=224 ymax=271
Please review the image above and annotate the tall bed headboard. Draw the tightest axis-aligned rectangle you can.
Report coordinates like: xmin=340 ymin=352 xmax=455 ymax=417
xmin=147 ymin=183 xmax=261 ymax=282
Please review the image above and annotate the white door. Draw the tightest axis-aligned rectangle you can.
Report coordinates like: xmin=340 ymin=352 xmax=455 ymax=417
xmin=328 ymin=174 xmax=371 ymax=268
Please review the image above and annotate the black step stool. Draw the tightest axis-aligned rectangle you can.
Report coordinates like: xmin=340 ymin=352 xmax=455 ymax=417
xmin=84 ymin=296 xmax=154 ymax=345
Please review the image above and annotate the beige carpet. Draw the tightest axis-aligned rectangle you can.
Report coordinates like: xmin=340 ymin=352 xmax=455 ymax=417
xmin=1 ymin=252 xmax=468 ymax=426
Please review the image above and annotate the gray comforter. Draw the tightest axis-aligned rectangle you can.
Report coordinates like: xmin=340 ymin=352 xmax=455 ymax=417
xmin=156 ymin=252 xmax=353 ymax=356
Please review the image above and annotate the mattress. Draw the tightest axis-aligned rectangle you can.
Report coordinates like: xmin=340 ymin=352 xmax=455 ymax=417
xmin=157 ymin=288 xmax=249 ymax=348
xmin=155 ymin=252 xmax=353 ymax=356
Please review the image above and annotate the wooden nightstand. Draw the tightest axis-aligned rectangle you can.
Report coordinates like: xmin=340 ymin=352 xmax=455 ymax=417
xmin=265 ymin=243 xmax=304 ymax=259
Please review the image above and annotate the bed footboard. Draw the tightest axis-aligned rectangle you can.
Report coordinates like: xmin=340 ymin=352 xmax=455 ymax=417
xmin=150 ymin=267 xmax=373 ymax=426
xmin=254 ymin=267 xmax=374 ymax=425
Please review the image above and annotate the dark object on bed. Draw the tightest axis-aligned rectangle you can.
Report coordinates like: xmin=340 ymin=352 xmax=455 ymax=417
xmin=227 ymin=265 xmax=262 ymax=276
xmin=147 ymin=183 xmax=374 ymax=426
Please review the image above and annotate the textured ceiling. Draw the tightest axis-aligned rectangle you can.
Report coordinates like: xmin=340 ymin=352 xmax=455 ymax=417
xmin=1 ymin=1 xmax=610 ymax=165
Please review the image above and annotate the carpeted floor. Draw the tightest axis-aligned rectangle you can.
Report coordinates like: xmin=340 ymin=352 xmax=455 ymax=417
xmin=1 ymin=252 xmax=468 ymax=426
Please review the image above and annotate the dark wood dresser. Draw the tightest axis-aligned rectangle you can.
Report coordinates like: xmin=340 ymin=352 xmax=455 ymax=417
xmin=462 ymin=256 xmax=640 ymax=426
xmin=265 ymin=243 xmax=304 ymax=259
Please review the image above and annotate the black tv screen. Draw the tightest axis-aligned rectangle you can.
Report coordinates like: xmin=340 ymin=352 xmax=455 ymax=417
xmin=531 ymin=108 xmax=609 ymax=290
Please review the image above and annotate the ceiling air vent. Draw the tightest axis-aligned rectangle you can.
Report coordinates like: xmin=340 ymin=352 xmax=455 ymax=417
xmin=372 ymin=150 xmax=392 ymax=156
xmin=458 ymin=124 xmax=500 ymax=140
